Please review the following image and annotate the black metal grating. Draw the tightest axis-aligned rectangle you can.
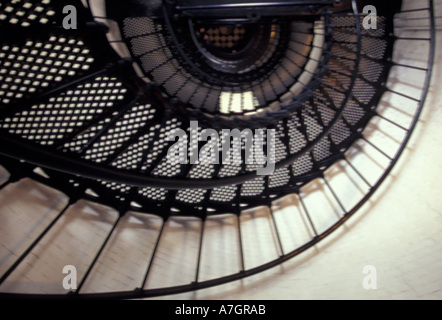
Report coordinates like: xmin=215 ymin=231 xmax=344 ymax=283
xmin=0 ymin=0 xmax=56 ymax=27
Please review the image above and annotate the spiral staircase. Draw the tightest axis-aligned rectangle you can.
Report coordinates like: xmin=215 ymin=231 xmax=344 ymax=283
xmin=0 ymin=0 xmax=435 ymax=299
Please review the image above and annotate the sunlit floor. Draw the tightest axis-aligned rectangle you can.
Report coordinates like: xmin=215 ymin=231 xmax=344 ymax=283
xmin=0 ymin=0 xmax=441 ymax=300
